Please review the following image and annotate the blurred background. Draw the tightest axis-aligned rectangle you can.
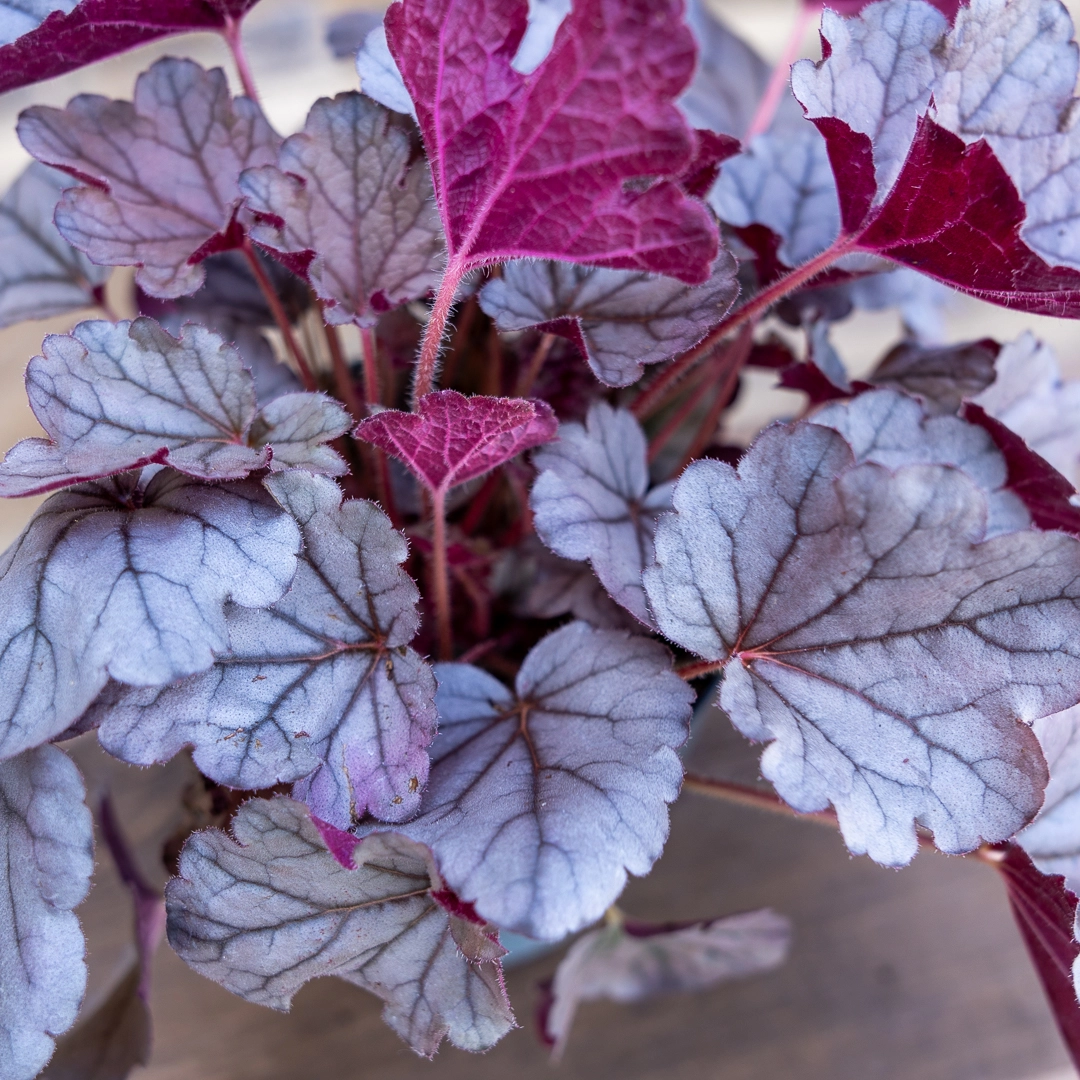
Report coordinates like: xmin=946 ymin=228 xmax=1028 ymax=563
xmin=4 ymin=1 xmax=1080 ymax=1077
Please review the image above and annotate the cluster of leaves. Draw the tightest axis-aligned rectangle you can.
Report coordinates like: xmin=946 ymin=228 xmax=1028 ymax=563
xmin=6 ymin=0 xmax=1080 ymax=1073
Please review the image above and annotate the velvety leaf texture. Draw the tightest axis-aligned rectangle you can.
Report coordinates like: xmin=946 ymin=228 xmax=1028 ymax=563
xmin=478 ymin=256 xmax=738 ymax=388
xmin=0 ymin=318 xmax=348 ymax=498
xmin=90 ymin=471 xmax=437 ymax=828
xmin=18 ymin=57 xmax=279 ymax=298
xmin=241 ymin=92 xmax=445 ymax=326
xmin=355 ymin=390 xmax=557 ymax=495
xmin=514 ymin=546 xmax=640 ymax=631
xmin=384 ymin=0 xmax=720 ymax=282
xmin=531 ymin=403 xmax=674 ymax=627
xmin=362 ymin=621 xmax=694 ymax=940
xmin=791 ymin=0 xmax=1080 ymax=315
xmin=544 ymin=910 xmax=791 ymax=1057
xmin=0 ymin=2 xmax=74 ymax=47
xmin=0 ymin=163 xmax=109 ymax=329
xmin=166 ymin=798 xmax=515 ymax=1056
xmin=0 ymin=468 xmax=299 ymax=760
xmin=0 ymin=0 xmax=262 ymax=95
xmin=0 ymin=745 xmax=93 ymax=1080
xmin=972 ymin=333 xmax=1080 ymax=488
xmin=1019 ymin=703 xmax=1080 ymax=893
xmin=812 ymin=387 xmax=1031 ymax=537
xmin=643 ymin=420 xmax=1080 ymax=866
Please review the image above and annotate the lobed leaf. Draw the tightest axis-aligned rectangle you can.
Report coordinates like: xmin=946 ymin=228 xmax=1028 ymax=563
xmin=0 ymin=0 xmax=262 ymax=95
xmin=710 ymin=128 xmax=840 ymax=268
xmin=0 ymin=163 xmax=109 ymax=329
xmin=867 ymin=337 xmax=999 ymax=416
xmin=643 ymin=420 xmax=1080 ymax=866
xmin=18 ymin=57 xmax=279 ymax=298
xmin=531 ymin=403 xmax=674 ymax=627
xmin=478 ymin=257 xmax=738 ymax=388
xmin=241 ymin=92 xmax=444 ymax=326
xmin=166 ymin=797 xmax=515 ymax=1056
xmin=355 ymin=390 xmax=556 ymax=495
xmin=0 ymin=468 xmax=300 ymax=760
xmin=384 ymin=0 xmax=719 ymax=282
xmin=89 ymin=471 xmax=437 ymax=828
xmin=542 ymin=910 xmax=791 ymax=1057
xmin=971 ymin=333 xmax=1080 ymax=487
xmin=791 ymin=0 xmax=1080 ymax=314
xmin=362 ymin=621 xmax=694 ymax=940
xmin=0 ymin=317 xmax=348 ymax=498
xmin=0 ymin=745 xmax=93 ymax=1080
xmin=812 ymin=387 xmax=1031 ymax=537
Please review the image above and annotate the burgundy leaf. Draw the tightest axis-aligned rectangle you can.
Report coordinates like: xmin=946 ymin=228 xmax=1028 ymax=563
xmin=962 ymin=402 xmax=1080 ymax=537
xmin=996 ymin=844 xmax=1080 ymax=1070
xmin=355 ymin=390 xmax=557 ymax=495
xmin=679 ymin=129 xmax=741 ymax=199
xmin=0 ymin=0 xmax=261 ymax=95
xmin=166 ymin=799 xmax=515 ymax=1055
xmin=777 ymin=360 xmax=854 ymax=405
xmin=0 ymin=318 xmax=348 ymax=497
xmin=384 ymin=0 xmax=719 ymax=283
xmin=18 ymin=57 xmax=279 ymax=298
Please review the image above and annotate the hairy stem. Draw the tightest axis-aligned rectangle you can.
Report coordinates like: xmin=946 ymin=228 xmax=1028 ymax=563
xmin=744 ymin=2 xmax=820 ymax=142
xmin=632 ymin=236 xmax=854 ymax=420
xmin=515 ymin=332 xmax=556 ymax=397
xmin=414 ymin=260 xmax=467 ymax=403
xmin=242 ymin=242 xmax=317 ymax=390
xmin=676 ymin=657 xmax=725 ymax=680
xmin=358 ymin=327 xmax=396 ymax=523
xmin=321 ymin=312 xmax=362 ymax=421
xmin=430 ymin=487 xmax=453 ymax=660
xmin=676 ymin=323 xmax=755 ymax=471
xmin=222 ymin=16 xmax=260 ymax=102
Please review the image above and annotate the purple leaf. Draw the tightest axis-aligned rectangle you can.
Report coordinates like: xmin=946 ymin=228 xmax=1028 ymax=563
xmin=513 ymin=544 xmax=640 ymax=631
xmin=643 ymin=419 xmax=1080 ymax=866
xmin=89 ymin=471 xmax=437 ymax=827
xmin=384 ymin=0 xmax=719 ymax=283
xmin=0 ymin=745 xmax=93 ymax=1080
xmin=0 ymin=468 xmax=300 ymax=760
xmin=971 ymin=333 xmax=1080 ymax=488
xmin=0 ymin=3 xmax=76 ymax=47
xmin=0 ymin=163 xmax=109 ymax=329
xmin=478 ymin=256 xmax=739 ymax=388
xmin=868 ymin=337 xmax=1000 ymax=416
xmin=362 ymin=621 xmax=694 ymax=940
xmin=355 ymin=390 xmax=556 ymax=496
xmin=531 ymin=404 xmax=674 ymax=627
xmin=710 ymin=128 xmax=840 ymax=268
xmin=0 ymin=318 xmax=348 ymax=498
xmin=679 ymin=0 xmax=805 ymax=138
xmin=962 ymin=403 xmax=1080 ymax=538
xmin=543 ymin=909 xmax=791 ymax=1058
xmin=792 ymin=0 xmax=1080 ymax=314
xmin=240 ymin=93 xmax=445 ymax=326
xmin=812 ymin=387 xmax=1031 ymax=537
xmin=933 ymin=0 xmax=1080 ymax=271
xmin=995 ymin=844 xmax=1080 ymax=1068
xmin=18 ymin=57 xmax=279 ymax=298
xmin=166 ymin=797 xmax=515 ymax=1055
xmin=0 ymin=0 xmax=262 ymax=95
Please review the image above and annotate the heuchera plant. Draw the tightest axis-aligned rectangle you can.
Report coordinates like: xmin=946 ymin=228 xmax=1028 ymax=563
xmin=9 ymin=0 xmax=1080 ymax=1072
